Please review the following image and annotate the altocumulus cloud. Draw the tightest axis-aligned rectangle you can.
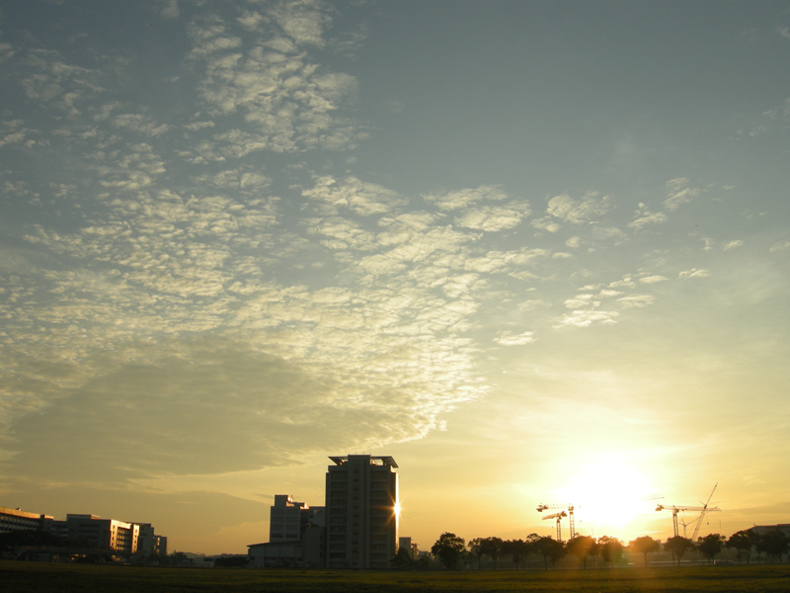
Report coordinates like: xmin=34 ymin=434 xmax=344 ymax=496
xmin=0 ymin=0 xmax=747 ymax=502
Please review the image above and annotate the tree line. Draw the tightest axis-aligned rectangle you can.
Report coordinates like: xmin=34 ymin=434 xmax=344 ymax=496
xmin=393 ymin=528 xmax=790 ymax=570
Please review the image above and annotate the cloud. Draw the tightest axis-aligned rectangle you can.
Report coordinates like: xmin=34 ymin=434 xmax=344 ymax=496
xmin=302 ymin=176 xmax=404 ymax=216
xmin=1 ymin=337 xmax=473 ymax=487
xmin=639 ymin=275 xmax=667 ymax=284
xmin=268 ymin=0 xmax=331 ymax=48
xmin=158 ymin=0 xmax=179 ymax=20
xmin=679 ymin=268 xmax=711 ymax=279
xmin=663 ymin=178 xmax=700 ymax=211
xmin=423 ymin=185 xmax=513 ymax=211
xmin=186 ymin=5 xmax=361 ymax=154
xmin=495 ymin=331 xmax=536 ymax=346
xmin=546 ymin=191 xmax=612 ymax=224
xmin=454 ymin=203 xmax=529 ymax=232
xmin=629 ymin=203 xmax=667 ymax=229
xmin=723 ymin=240 xmax=743 ymax=250
xmin=112 ymin=113 xmax=171 ymax=137
xmin=617 ymin=294 xmax=655 ymax=309
xmin=769 ymin=240 xmax=790 ymax=252
xmin=556 ymin=310 xmax=619 ymax=328
xmin=530 ymin=217 xmax=561 ymax=233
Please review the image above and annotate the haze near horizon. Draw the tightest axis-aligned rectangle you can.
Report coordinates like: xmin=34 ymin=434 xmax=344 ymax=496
xmin=1 ymin=0 xmax=789 ymax=554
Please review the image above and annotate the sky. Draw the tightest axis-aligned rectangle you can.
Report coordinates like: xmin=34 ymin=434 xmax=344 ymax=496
xmin=1 ymin=0 xmax=789 ymax=555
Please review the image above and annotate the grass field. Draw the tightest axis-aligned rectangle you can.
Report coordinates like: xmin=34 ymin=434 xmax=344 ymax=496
xmin=2 ymin=561 xmax=789 ymax=592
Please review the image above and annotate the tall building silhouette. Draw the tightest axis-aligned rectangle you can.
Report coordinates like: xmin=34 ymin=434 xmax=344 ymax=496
xmin=325 ymin=455 xmax=399 ymax=568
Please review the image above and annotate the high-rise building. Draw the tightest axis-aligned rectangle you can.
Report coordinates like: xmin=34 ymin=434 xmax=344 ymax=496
xmin=324 ymin=455 xmax=399 ymax=569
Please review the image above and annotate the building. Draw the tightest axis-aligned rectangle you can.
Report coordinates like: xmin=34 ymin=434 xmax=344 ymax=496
xmin=0 ymin=506 xmax=54 ymax=534
xmin=747 ymin=524 xmax=790 ymax=538
xmin=64 ymin=514 xmax=140 ymax=555
xmin=1 ymin=505 xmax=166 ymax=561
xmin=248 ymin=494 xmax=325 ymax=568
xmin=399 ymin=536 xmax=415 ymax=559
xmin=324 ymin=455 xmax=399 ymax=569
xmin=137 ymin=523 xmax=168 ymax=558
xmin=270 ymin=495 xmax=309 ymax=542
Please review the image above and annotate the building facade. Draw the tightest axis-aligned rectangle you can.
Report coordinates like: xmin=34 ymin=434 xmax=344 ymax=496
xmin=64 ymin=514 xmax=140 ymax=554
xmin=248 ymin=494 xmax=325 ymax=568
xmin=138 ymin=523 xmax=168 ymax=557
xmin=1 ymin=505 xmax=166 ymax=560
xmin=324 ymin=455 xmax=399 ymax=569
xmin=0 ymin=506 xmax=54 ymax=534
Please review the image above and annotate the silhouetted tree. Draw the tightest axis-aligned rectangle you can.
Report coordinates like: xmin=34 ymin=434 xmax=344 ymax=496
xmin=502 ymin=538 xmax=530 ymax=569
xmin=628 ymin=535 xmax=660 ymax=567
xmin=431 ymin=532 xmax=465 ymax=569
xmin=726 ymin=530 xmax=753 ymax=564
xmin=531 ymin=535 xmax=564 ymax=570
xmin=480 ymin=536 xmax=504 ymax=570
xmin=467 ymin=538 xmax=484 ymax=569
xmin=665 ymin=536 xmax=694 ymax=567
xmin=755 ymin=529 xmax=789 ymax=563
xmin=697 ymin=533 xmax=724 ymax=564
xmin=168 ymin=551 xmax=189 ymax=566
xmin=391 ymin=546 xmax=415 ymax=570
xmin=599 ymin=536 xmax=624 ymax=568
xmin=214 ymin=555 xmax=249 ymax=567
xmin=565 ymin=535 xmax=597 ymax=569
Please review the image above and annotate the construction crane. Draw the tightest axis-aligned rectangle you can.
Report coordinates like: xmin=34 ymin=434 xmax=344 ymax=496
xmin=537 ymin=503 xmax=577 ymax=540
xmin=541 ymin=511 xmax=567 ymax=541
xmin=656 ymin=483 xmax=720 ymax=539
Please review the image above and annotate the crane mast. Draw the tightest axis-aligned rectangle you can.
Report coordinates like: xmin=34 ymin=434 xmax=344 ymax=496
xmin=656 ymin=483 xmax=720 ymax=539
xmin=537 ymin=503 xmax=576 ymax=541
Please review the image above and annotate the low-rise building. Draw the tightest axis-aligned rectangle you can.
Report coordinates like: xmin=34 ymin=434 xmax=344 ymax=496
xmin=0 ymin=506 xmax=54 ymax=534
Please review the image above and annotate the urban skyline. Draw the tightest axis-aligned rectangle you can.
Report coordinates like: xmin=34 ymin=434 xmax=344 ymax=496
xmin=1 ymin=1 xmax=789 ymax=554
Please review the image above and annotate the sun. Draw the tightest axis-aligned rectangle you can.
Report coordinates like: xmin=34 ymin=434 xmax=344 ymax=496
xmin=557 ymin=460 xmax=656 ymax=540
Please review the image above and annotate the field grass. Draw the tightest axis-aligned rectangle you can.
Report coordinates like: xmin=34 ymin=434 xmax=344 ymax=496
xmin=2 ymin=561 xmax=790 ymax=592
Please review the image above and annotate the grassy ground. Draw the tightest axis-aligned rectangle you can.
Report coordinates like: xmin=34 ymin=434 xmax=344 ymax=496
xmin=1 ymin=561 xmax=789 ymax=592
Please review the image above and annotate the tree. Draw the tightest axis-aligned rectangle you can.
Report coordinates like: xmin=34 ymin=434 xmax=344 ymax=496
xmin=565 ymin=535 xmax=597 ymax=569
xmin=628 ymin=536 xmax=660 ymax=567
xmin=755 ymin=529 xmax=789 ymax=563
xmin=665 ymin=536 xmax=694 ymax=567
xmin=479 ymin=537 xmax=504 ymax=570
xmin=531 ymin=535 xmax=564 ymax=570
xmin=502 ymin=539 xmax=530 ymax=569
xmin=727 ymin=530 xmax=753 ymax=564
xmin=599 ymin=536 xmax=624 ymax=568
xmin=391 ymin=546 xmax=415 ymax=570
xmin=697 ymin=533 xmax=724 ymax=564
xmin=431 ymin=532 xmax=466 ymax=569
xmin=467 ymin=538 xmax=484 ymax=569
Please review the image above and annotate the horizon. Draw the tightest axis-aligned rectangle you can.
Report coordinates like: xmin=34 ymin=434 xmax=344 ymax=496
xmin=1 ymin=1 xmax=789 ymax=555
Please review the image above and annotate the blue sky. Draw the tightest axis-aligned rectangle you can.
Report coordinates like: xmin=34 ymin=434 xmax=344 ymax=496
xmin=1 ymin=0 xmax=789 ymax=553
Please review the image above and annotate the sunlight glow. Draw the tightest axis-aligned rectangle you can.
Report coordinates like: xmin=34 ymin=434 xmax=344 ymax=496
xmin=557 ymin=459 xmax=656 ymax=540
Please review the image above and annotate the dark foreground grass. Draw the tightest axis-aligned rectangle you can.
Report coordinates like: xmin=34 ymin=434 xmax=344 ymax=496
xmin=2 ymin=561 xmax=789 ymax=593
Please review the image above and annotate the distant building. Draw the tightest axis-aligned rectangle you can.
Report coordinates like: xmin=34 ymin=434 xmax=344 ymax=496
xmin=324 ymin=455 xmax=399 ymax=569
xmin=137 ymin=523 xmax=168 ymax=557
xmin=747 ymin=524 xmax=790 ymax=537
xmin=0 ymin=506 xmax=54 ymax=534
xmin=0 ymin=505 xmax=166 ymax=560
xmin=248 ymin=494 xmax=325 ymax=568
xmin=64 ymin=514 xmax=140 ymax=554
xmin=399 ymin=536 xmax=415 ymax=559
